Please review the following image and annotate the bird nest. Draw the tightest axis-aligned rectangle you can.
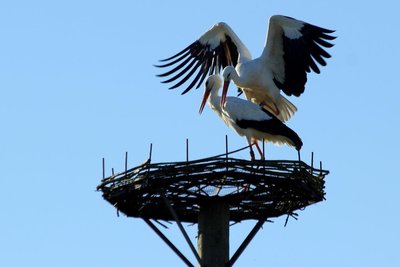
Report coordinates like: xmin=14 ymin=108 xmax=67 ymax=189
xmin=97 ymin=149 xmax=328 ymax=224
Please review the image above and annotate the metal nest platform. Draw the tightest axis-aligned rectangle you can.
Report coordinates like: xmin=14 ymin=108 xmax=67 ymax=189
xmin=97 ymin=145 xmax=329 ymax=224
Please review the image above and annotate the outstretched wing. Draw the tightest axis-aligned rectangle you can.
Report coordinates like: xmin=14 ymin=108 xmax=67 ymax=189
xmin=264 ymin=15 xmax=336 ymax=97
xmin=155 ymin=22 xmax=251 ymax=94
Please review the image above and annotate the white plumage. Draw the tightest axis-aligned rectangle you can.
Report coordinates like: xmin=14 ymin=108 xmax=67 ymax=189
xmin=199 ymin=75 xmax=302 ymax=160
xmin=157 ymin=15 xmax=335 ymax=122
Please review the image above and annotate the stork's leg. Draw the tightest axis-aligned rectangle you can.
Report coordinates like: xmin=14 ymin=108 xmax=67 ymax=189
xmin=273 ymin=103 xmax=279 ymax=116
xmin=247 ymin=138 xmax=256 ymax=161
xmin=253 ymin=141 xmax=265 ymax=160
xmin=249 ymin=147 xmax=255 ymax=161
xmin=260 ymin=101 xmax=280 ymax=117
xmin=297 ymin=150 xmax=301 ymax=162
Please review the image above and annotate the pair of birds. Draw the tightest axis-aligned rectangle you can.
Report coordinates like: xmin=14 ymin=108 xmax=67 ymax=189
xmin=156 ymin=15 xmax=335 ymax=160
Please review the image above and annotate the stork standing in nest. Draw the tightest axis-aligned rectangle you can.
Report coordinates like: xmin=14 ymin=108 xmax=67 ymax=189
xmin=199 ymin=75 xmax=302 ymax=160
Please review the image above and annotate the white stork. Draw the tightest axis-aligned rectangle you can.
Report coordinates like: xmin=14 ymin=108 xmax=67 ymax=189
xmin=156 ymin=15 xmax=335 ymax=122
xmin=199 ymin=75 xmax=302 ymax=160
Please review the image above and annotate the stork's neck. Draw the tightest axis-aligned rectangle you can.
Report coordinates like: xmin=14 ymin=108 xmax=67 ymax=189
xmin=229 ymin=67 xmax=246 ymax=87
xmin=207 ymin=89 xmax=223 ymax=116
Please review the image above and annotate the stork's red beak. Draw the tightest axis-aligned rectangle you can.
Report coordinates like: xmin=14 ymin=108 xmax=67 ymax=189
xmin=199 ymin=89 xmax=211 ymax=114
xmin=220 ymin=80 xmax=230 ymax=107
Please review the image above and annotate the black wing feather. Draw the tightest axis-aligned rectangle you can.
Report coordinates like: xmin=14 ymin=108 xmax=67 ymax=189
xmin=277 ymin=21 xmax=336 ymax=97
xmin=157 ymin=44 xmax=192 ymax=62
xmin=161 ymin=57 xmax=199 ymax=85
xmin=155 ymin=49 xmax=192 ymax=69
xmin=156 ymin=33 xmax=239 ymax=94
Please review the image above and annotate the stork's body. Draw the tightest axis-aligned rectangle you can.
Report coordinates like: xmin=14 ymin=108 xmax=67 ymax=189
xmin=199 ymin=75 xmax=302 ymax=160
xmin=157 ymin=15 xmax=335 ymax=122
xmin=223 ymin=59 xmax=281 ymax=112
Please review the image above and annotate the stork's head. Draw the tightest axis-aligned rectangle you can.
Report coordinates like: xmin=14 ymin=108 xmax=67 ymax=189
xmin=221 ymin=66 xmax=236 ymax=106
xmin=199 ymin=75 xmax=222 ymax=114
xmin=222 ymin=65 xmax=235 ymax=81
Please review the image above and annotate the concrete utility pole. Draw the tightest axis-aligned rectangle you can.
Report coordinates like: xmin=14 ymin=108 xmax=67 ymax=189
xmin=198 ymin=200 xmax=230 ymax=267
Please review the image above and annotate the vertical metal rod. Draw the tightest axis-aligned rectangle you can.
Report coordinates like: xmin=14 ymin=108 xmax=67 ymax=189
xmin=311 ymin=152 xmax=314 ymax=171
xmin=162 ymin=195 xmax=203 ymax=266
xmin=186 ymin=138 xmax=189 ymax=162
xmin=320 ymin=161 xmax=323 ymax=175
xmin=143 ymin=218 xmax=195 ymax=267
xmin=214 ymin=136 xmax=228 ymax=196
xmin=225 ymin=135 xmax=229 ymax=172
xmin=149 ymin=143 xmax=153 ymax=162
xmin=148 ymin=143 xmax=153 ymax=173
xmin=227 ymin=218 xmax=267 ymax=267
xmin=224 ymin=135 xmax=229 ymax=194
xmin=261 ymin=139 xmax=266 ymax=174
xmin=125 ymin=151 xmax=128 ymax=173
xmin=262 ymin=138 xmax=265 ymax=160
xmin=225 ymin=135 xmax=228 ymax=158
xmin=102 ymin=158 xmax=105 ymax=179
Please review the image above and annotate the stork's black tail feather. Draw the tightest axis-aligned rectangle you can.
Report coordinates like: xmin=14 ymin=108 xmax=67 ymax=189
xmin=237 ymin=113 xmax=303 ymax=151
xmin=285 ymin=127 xmax=303 ymax=151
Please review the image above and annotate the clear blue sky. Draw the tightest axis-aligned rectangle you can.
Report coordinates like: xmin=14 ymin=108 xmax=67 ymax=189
xmin=1 ymin=1 xmax=399 ymax=266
